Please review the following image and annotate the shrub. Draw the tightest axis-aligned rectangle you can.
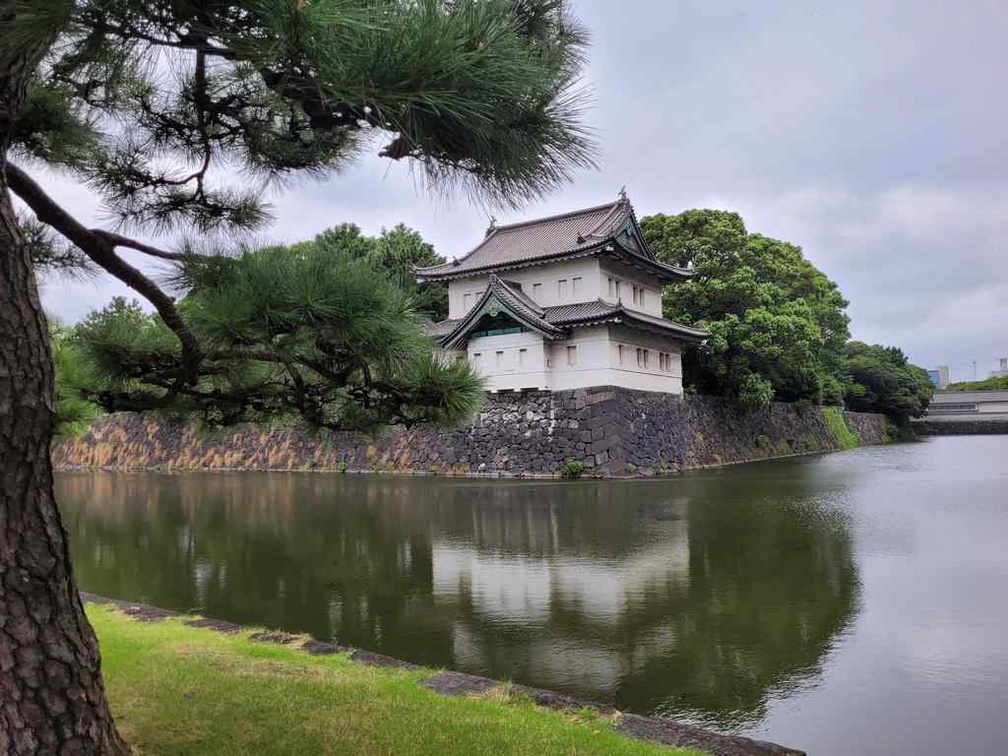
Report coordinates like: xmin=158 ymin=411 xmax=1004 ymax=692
xmin=793 ymin=398 xmax=814 ymax=414
xmin=561 ymin=459 xmax=585 ymax=479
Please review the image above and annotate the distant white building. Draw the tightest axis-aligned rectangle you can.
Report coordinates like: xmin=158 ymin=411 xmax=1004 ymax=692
xmin=924 ymin=391 xmax=1008 ymax=420
xmin=417 ymin=195 xmax=708 ymax=394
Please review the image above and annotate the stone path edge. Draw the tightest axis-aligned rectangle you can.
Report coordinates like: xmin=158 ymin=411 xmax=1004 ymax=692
xmin=80 ymin=592 xmax=805 ymax=756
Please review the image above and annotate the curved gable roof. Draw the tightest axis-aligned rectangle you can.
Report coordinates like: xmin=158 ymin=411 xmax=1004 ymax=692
xmin=440 ymin=275 xmax=564 ymax=349
xmin=416 ymin=196 xmax=692 ymax=282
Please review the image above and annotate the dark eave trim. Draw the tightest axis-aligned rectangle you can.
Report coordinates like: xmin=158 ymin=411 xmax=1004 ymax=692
xmin=416 ymin=243 xmax=609 ymax=283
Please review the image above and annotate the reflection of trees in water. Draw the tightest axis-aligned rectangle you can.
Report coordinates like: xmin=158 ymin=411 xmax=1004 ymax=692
xmin=635 ymin=486 xmax=859 ymax=729
xmin=57 ymin=467 xmax=858 ymax=727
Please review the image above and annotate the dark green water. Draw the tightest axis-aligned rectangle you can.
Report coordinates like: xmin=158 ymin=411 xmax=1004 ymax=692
xmin=57 ymin=436 xmax=1008 ymax=755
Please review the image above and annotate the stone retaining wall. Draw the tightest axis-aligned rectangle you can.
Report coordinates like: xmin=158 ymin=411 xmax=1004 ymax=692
xmin=911 ymin=418 xmax=1008 ymax=436
xmin=53 ymin=388 xmax=888 ymax=477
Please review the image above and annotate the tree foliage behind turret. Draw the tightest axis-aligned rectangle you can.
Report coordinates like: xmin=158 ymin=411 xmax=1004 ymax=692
xmin=842 ymin=341 xmax=934 ymax=422
xmin=307 ymin=222 xmax=449 ymax=321
xmin=641 ymin=209 xmax=850 ymax=408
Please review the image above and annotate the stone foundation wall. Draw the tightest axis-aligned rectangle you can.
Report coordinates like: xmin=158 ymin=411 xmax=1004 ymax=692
xmin=911 ymin=418 xmax=1008 ymax=436
xmin=53 ymin=388 xmax=888 ymax=477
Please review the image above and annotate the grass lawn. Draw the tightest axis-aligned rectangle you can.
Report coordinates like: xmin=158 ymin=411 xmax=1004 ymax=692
xmin=89 ymin=604 xmax=695 ymax=756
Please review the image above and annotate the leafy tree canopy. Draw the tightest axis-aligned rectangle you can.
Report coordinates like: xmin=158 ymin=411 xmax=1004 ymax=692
xmin=51 ymin=318 xmax=102 ymax=439
xmin=641 ymin=209 xmax=850 ymax=408
xmin=842 ymin=341 xmax=933 ymax=422
xmin=305 ymin=222 xmax=448 ymax=321
xmin=945 ymin=375 xmax=1008 ymax=392
xmin=66 ymin=245 xmax=480 ymax=430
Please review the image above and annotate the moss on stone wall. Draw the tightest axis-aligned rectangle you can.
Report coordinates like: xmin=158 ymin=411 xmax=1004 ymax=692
xmin=821 ymin=407 xmax=861 ymax=450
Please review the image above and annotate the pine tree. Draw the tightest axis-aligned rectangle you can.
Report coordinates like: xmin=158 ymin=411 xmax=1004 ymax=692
xmin=0 ymin=1 xmax=594 ymax=751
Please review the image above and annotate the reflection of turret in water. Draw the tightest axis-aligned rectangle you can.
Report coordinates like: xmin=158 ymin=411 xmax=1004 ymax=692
xmin=56 ymin=465 xmax=859 ymax=728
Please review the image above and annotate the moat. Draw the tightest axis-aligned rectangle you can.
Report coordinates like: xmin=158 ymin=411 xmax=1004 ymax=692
xmin=57 ymin=435 xmax=1008 ymax=755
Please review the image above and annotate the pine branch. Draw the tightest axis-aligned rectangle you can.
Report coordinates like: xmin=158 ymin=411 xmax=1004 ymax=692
xmin=5 ymin=162 xmax=203 ymax=382
xmin=89 ymin=229 xmax=184 ymax=261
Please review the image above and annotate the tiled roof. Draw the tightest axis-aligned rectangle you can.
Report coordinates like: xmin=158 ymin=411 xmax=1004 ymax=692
xmin=543 ymin=300 xmax=709 ymax=341
xmin=416 ymin=197 xmax=692 ymax=282
xmin=543 ymin=299 xmax=623 ymax=324
xmin=426 ymin=318 xmax=461 ymax=337
xmin=439 ymin=276 xmax=564 ymax=348
xmin=429 ymin=283 xmax=709 ymax=346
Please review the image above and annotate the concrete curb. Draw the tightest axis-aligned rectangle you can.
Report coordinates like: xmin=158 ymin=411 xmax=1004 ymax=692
xmin=82 ymin=592 xmax=804 ymax=756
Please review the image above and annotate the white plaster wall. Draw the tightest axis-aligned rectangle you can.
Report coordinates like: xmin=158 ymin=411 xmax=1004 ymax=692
xmin=448 ymin=274 xmax=491 ymax=319
xmin=539 ymin=325 xmax=686 ymax=394
xmin=599 ymin=262 xmax=665 ymax=317
xmin=446 ymin=258 xmax=603 ymax=318
xmin=545 ymin=325 xmax=615 ymax=391
xmin=467 ymin=331 xmax=549 ymax=391
xmin=503 ymin=258 xmax=602 ymax=308
xmin=460 ymin=324 xmax=686 ymax=394
xmin=978 ymin=401 xmax=1008 ymax=414
xmin=444 ymin=259 xmax=683 ymax=320
xmin=603 ymin=324 xmax=684 ymax=394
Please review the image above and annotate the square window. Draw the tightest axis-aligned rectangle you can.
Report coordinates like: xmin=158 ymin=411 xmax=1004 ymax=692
xmin=639 ymin=288 xmax=646 ymax=307
xmin=615 ymin=280 xmax=621 ymax=301
xmin=643 ymin=350 xmax=649 ymax=368
xmin=567 ymin=345 xmax=578 ymax=366
xmin=518 ymin=348 xmax=527 ymax=367
xmin=532 ymin=283 xmax=542 ymax=301
xmin=607 ymin=277 xmax=614 ymax=297
xmin=463 ymin=293 xmax=471 ymax=310
xmin=495 ymin=350 xmax=504 ymax=368
xmin=572 ymin=277 xmax=581 ymax=296
xmin=558 ymin=279 xmax=568 ymax=299
xmin=636 ymin=348 xmax=643 ymax=367
xmin=618 ymin=344 xmax=624 ymax=364
xmin=632 ymin=285 xmax=639 ymax=305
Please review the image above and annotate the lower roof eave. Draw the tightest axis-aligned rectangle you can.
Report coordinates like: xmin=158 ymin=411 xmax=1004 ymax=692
xmin=563 ymin=315 xmax=708 ymax=343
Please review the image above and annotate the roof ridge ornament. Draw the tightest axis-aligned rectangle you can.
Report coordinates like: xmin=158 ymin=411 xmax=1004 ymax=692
xmin=486 ymin=215 xmax=497 ymax=237
xmin=618 ymin=186 xmax=628 ymax=202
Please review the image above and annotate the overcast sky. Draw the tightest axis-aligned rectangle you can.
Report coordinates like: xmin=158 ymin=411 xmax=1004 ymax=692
xmin=34 ymin=0 xmax=1007 ymax=382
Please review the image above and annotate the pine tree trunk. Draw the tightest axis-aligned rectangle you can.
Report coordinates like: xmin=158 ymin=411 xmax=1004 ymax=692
xmin=0 ymin=163 xmax=130 ymax=756
xmin=1 ymin=9 xmax=130 ymax=753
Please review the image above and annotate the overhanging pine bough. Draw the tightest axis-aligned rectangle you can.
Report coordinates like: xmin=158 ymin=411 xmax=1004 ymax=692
xmin=0 ymin=1 xmax=595 ymax=752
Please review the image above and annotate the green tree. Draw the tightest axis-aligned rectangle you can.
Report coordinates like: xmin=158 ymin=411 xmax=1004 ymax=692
xmin=51 ymin=318 xmax=103 ymax=439
xmin=945 ymin=375 xmax=1008 ymax=392
xmin=1 ymin=1 xmax=594 ymax=750
xmin=310 ymin=222 xmax=449 ymax=321
xmin=641 ymin=209 xmax=851 ymax=408
xmin=843 ymin=341 xmax=934 ymax=423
